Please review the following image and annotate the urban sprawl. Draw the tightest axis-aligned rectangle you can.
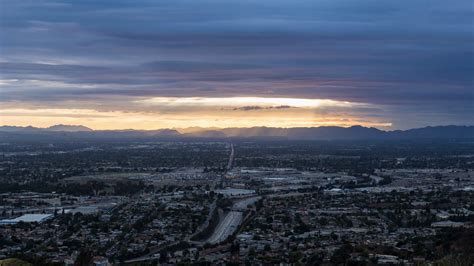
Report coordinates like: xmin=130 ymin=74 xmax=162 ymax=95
xmin=0 ymin=140 xmax=473 ymax=265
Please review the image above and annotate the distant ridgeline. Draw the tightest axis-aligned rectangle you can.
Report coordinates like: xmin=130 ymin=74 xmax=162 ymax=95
xmin=0 ymin=125 xmax=473 ymax=141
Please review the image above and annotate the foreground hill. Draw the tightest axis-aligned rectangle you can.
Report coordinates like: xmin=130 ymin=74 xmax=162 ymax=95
xmin=0 ymin=259 xmax=32 ymax=266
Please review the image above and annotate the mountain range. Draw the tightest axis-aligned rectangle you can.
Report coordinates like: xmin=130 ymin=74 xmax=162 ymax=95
xmin=0 ymin=124 xmax=473 ymax=141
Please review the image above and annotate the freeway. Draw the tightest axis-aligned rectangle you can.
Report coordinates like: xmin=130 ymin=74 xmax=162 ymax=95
xmin=207 ymin=211 xmax=243 ymax=244
xmin=226 ymin=143 xmax=234 ymax=171
xmin=233 ymin=196 xmax=260 ymax=210
xmin=206 ymin=196 xmax=260 ymax=245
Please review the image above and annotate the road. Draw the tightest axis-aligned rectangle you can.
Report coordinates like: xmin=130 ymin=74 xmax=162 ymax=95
xmin=220 ymin=143 xmax=234 ymax=188
xmin=206 ymin=196 xmax=260 ymax=245
xmin=226 ymin=143 xmax=234 ymax=171
xmin=233 ymin=196 xmax=260 ymax=210
xmin=207 ymin=211 xmax=243 ymax=244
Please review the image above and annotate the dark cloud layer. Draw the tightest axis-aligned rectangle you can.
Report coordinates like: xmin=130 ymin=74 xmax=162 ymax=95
xmin=0 ymin=0 xmax=473 ymax=129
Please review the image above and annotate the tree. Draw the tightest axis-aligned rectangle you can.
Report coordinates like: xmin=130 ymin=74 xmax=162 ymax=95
xmin=230 ymin=242 xmax=240 ymax=255
xmin=159 ymin=250 xmax=168 ymax=263
xmin=74 ymin=249 xmax=93 ymax=266
xmin=330 ymin=244 xmax=353 ymax=265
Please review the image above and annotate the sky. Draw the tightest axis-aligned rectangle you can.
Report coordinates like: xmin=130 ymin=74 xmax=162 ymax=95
xmin=0 ymin=0 xmax=473 ymax=130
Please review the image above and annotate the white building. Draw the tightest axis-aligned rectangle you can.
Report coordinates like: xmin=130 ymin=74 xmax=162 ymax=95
xmin=214 ymin=188 xmax=255 ymax=197
xmin=0 ymin=214 xmax=53 ymax=225
xmin=69 ymin=206 xmax=100 ymax=215
xmin=431 ymin=221 xmax=465 ymax=228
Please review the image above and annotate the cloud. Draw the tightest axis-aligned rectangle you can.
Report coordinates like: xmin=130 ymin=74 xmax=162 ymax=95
xmin=0 ymin=0 xmax=473 ymax=129
xmin=232 ymin=105 xmax=293 ymax=111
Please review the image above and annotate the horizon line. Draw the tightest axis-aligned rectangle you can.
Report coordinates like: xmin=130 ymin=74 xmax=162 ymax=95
xmin=1 ymin=124 xmax=473 ymax=132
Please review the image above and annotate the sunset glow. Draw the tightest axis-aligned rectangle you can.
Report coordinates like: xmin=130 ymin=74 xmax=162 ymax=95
xmin=0 ymin=96 xmax=392 ymax=130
